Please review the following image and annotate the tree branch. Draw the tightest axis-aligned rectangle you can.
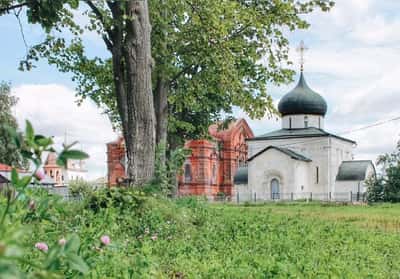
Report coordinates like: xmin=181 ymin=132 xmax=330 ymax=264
xmin=169 ymin=64 xmax=195 ymax=85
xmin=0 ymin=2 xmax=27 ymax=14
xmin=84 ymin=0 xmax=113 ymax=49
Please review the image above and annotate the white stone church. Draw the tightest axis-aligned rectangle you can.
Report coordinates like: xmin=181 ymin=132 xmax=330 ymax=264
xmin=234 ymin=70 xmax=376 ymax=200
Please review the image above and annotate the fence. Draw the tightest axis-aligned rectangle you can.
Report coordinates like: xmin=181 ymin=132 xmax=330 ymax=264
xmin=230 ymin=191 xmax=367 ymax=204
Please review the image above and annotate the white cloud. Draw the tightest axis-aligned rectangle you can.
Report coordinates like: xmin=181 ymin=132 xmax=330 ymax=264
xmin=12 ymin=84 xmax=117 ymax=179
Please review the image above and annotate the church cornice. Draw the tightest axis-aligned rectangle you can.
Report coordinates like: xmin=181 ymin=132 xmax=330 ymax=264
xmin=247 ymin=128 xmax=356 ymax=145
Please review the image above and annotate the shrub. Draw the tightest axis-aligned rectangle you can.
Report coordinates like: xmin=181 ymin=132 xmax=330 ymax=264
xmin=367 ymin=142 xmax=400 ymax=203
xmin=0 ymin=120 xmax=90 ymax=278
xmin=69 ymin=179 xmax=94 ymax=198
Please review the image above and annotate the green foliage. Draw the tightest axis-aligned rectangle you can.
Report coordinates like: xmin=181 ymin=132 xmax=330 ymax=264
xmin=10 ymin=0 xmax=334 ymax=144
xmin=0 ymin=121 xmax=90 ymax=277
xmin=152 ymin=143 xmax=191 ymax=196
xmin=69 ymin=179 xmax=94 ymax=198
xmin=7 ymin=193 xmax=400 ymax=277
xmin=367 ymin=142 xmax=400 ymax=203
xmin=0 ymin=81 xmax=28 ymax=168
xmin=84 ymin=187 xmax=144 ymax=214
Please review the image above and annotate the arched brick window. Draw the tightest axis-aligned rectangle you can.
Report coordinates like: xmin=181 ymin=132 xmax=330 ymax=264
xmin=212 ymin=164 xmax=217 ymax=184
xmin=184 ymin=164 xmax=192 ymax=183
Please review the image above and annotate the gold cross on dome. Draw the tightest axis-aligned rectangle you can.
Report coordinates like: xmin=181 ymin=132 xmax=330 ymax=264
xmin=296 ymin=40 xmax=308 ymax=72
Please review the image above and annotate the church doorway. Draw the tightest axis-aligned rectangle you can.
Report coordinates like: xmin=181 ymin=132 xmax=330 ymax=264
xmin=271 ymin=178 xmax=280 ymax=200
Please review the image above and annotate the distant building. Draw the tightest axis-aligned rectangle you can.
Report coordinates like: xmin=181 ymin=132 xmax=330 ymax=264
xmin=43 ymin=153 xmax=64 ymax=186
xmin=0 ymin=162 xmax=56 ymax=189
xmin=44 ymin=152 xmax=87 ymax=186
xmin=0 ymin=163 xmax=12 ymax=190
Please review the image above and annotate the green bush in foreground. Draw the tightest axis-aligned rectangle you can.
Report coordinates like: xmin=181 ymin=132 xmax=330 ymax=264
xmin=4 ymin=187 xmax=400 ymax=278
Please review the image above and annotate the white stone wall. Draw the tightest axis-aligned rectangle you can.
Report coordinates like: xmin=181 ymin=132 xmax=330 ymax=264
xmin=294 ymin=160 xmax=310 ymax=192
xmin=64 ymin=169 xmax=87 ymax=183
xmin=248 ymin=148 xmax=312 ymax=200
xmin=248 ymin=136 xmax=330 ymax=193
xmin=248 ymin=135 xmax=356 ymax=194
xmin=335 ymin=181 xmax=362 ymax=193
xmin=282 ymin=114 xmax=324 ymax=129
xmin=233 ymin=183 xmax=252 ymax=202
xmin=335 ymin=163 xmax=375 ymax=193
xmin=329 ymin=138 xmax=355 ymax=192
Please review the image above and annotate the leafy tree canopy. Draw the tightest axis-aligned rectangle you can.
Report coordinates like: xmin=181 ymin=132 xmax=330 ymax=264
xmin=2 ymin=0 xmax=334 ymax=147
xmin=0 ymin=82 xmax=28 ymax=168
xmin=367 ymin=142 xmax=400 ymax=203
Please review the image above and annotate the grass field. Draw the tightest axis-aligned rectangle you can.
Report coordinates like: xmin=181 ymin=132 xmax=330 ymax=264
xmin=227 ymin=202 xmax=400 ymax=232
xmin=175 ymin=202 xmax=400 ymax=278
xmin=16 ymin=191 xmax=400 ymax=278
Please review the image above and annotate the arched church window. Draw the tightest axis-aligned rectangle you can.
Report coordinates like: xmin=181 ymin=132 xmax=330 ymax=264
xmin=289 ymin=117 xmax=292 ymax=129
xmin=271 ymin=179 xmax=280 ymax=200
xmin=304 ymin=116 xmax=309 ymax=128
xmin=212 ymin=164 xmax=217 ymax=184
xmin=318 ymin=117 xmax=321 ymax=129
xmin=184 ymin=164 xmax=192 ymax=183
xmin=316 ymin=166 xmax=319 ymax=184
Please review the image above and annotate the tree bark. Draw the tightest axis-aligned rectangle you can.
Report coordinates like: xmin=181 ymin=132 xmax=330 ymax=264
xmin=124 ymin=0 xmax=155 ymax=185
xmin=154 ymin=76 xmax=169 ymax=162
xmin=109 ymin=0 xmax=156 ymax=186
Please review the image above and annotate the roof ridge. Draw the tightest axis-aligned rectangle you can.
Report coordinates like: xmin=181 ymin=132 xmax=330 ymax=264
xmin=341 ymin=160 xmax=373 ymax=163
xmin=248 ymin=145 xmax=311 ymax=162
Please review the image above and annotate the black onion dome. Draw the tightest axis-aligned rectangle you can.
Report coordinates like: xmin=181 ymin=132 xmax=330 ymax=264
xmin=278 ymin=72 xmax=327 ymax=116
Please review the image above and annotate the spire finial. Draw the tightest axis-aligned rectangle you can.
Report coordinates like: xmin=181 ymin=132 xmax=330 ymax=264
xmin=296 ymin=40 xmax=308 ymax=73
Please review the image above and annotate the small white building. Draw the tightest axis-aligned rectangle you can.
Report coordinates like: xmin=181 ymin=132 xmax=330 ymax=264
xmin=44 ymin=152 xmax=87 ymax=186
xmin=65 ymin=159 xmax=87 ymax=182
xmin=234 ymin=71 xmax=375 ymax=201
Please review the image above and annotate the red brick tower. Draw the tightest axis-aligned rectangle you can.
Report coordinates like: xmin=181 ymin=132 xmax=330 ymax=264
xmin=106 ymin=137 xmax=126 ymax=186
xmin=44 ymin=152 xmax=64 ymax=186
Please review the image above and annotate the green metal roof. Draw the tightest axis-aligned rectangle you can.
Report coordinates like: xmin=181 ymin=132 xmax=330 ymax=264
xmin=248 ymin=146 xmax=312 ymax=162
xmin=278 ymin=72 xmax=327 ymax=116
xmin=234 ymin=167 xmax=248 ymax=184
xmin=336 ymin=160 xmax=375 ymax=181
xmin=248 ymin=127 xmax=356 ymax=144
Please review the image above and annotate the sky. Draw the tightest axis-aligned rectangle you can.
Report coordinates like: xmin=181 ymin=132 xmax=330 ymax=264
xmin=1 ymin=0 xmax=400 ymax=179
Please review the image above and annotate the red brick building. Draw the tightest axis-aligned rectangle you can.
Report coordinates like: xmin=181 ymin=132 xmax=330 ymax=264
xmin=106 ymin=136 xmax=126 ymax=187
xmin=178 ymin=119 xmax=253 ymax=198
xmin=106 ymin=119 xmax=254 ymax=198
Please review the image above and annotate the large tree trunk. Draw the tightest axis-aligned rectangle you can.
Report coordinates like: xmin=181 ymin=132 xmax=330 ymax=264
xmin=124 ymin=0 xmax=155 ymax=185
xmin=109 ymin=0 xmax=155 ymax=186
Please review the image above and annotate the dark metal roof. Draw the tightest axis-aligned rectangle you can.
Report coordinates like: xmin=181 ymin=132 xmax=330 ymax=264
xmin=336 ymin=160 xmax=375 ymax=181
xmin=278 ymin=72 xmax=327 ymax=116
xmin=234 ymin=167 xmax=248 ymax=184
xmin=248 ymin=127 xmax=356 ymax=145
xmin=248 ymin=146 xmax=312 ymax=162
xmin=0 ymin=174 xmax=9 ymax=184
